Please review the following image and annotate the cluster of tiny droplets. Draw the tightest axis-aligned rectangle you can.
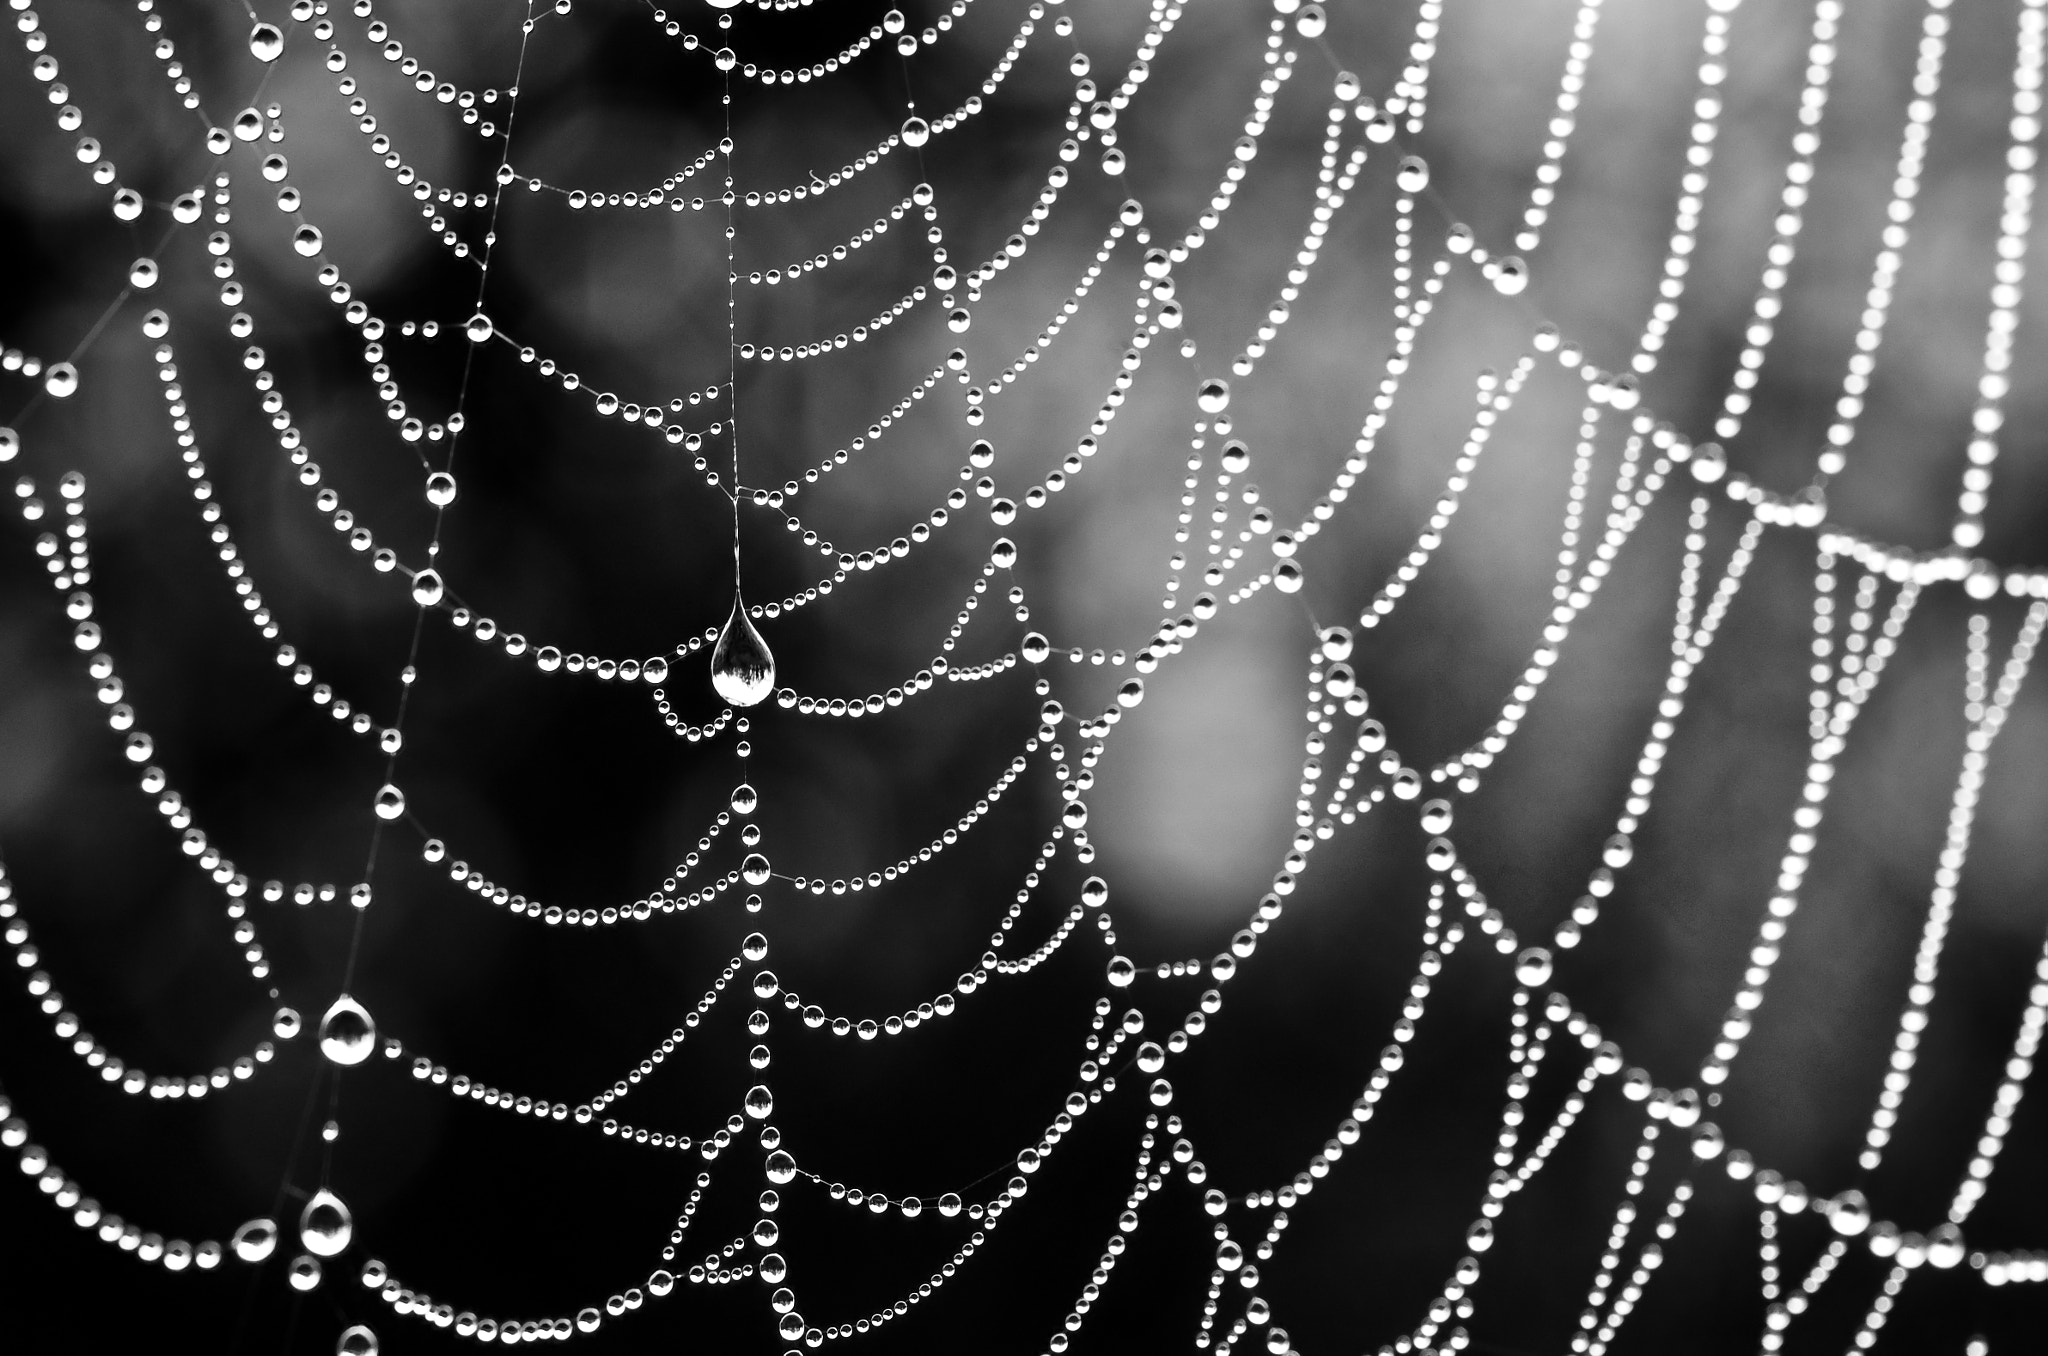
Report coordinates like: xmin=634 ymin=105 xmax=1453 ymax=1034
xmin=7 ymin=0 xmax=2048 ymax=1351
xmin=1513 ymin=0 xmax=1604 ymax=257
xmin=1814 ymin=0 xmax=1952 ymax=482
xmin=1953 ymin=0 xmax=2045 ymax=550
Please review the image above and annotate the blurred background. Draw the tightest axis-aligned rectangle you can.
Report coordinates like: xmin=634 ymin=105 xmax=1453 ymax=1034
xmin=2 ymin=0 xmax=2047 ymax=1351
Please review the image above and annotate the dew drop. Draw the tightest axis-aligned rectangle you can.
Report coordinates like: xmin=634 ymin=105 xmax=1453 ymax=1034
xmin=1514 ymin=947 xmax=1553 ymax=987
xmin=336 ymin=1326 xmax=379 ymax=1356
xmin=298 ymin=1189 xmax=353 ymax=1257
xmin=44 ymin=363 xmax=79 ymax=399
xmin=172 ymin=193 xmax=203 ymax=225
xmin=1220 ymin=440 xmax=1251 ymax=475
xmin=1081 ymin=876 xmax=1108 ymax=907
xmin=273 ymin=1007 xmax=302 ymax=1039
xmin=425 ymin=472 xmax=457 ymax=508
xmin=744 ymin=1084 xmax=775 ymax=1119
xmin=372 ymin=784 xmax=406 ymax=821
xmin=731 ymin=783 xmax=759 ymax=814
xmin=318 ymin=995 xmax=376 ymax=1066
xmin=1107 ymin=955 xmax=1136 ymax=987
xmin=1021 ymin=632 xmax=1050 ymax=663
xmin=741 ymin=853 xmax=772 ymax=886
xmin=766 ymin=1150 xmax=797 ymax=1184
xmin=249 ymin=22 xmax=285 ymax=62
xmin=1690 ymin=442 xmax=1727 ymax=484
xmin=1419 ymin=798 xmax=1453 ymax=835
xmin=711 ymin=596 xmax=775 ymax=707
xmin=287 ymin=1255 xmax=322 ymax=1291
xmin=1148 ymin=1078 xmax=1175 ymax=1106
xmin=465 ymin=313 xmax=493 ymax=344
xmin=1601 ymin=833 xmax=1633 ymax=869
xmin=1197 ymin=378 xmax=1231 ymax=414
xmin=1117 ymin=678 xmax=1145 ymax=708
xmin=0 ymin=428 xmax=18 ymax=462
xmin=231 ymin=1217 xmax=278 ymax=1264
xmin=292 ymin=225 xmax=324 ymax=258
xmin=1390 ymin=768 xmax=1421 ymax=800
xmin=991 ymin=537 xmax=1019 ymax=568
xmin=410 ymin=569 xmax=444 ymax=607
xmin=233 ymin=108 xmax=265 ymax=141
xmin=900 ymin=116 xmax=931 ymax=148
xmin=1136 ymin=1041 xmax=1165 ymax=1074
xmin=1273 ymin=561 xmax=1303 ymax=594
xmin=128 ymin=258 xmax=158 ymax=289
xmin=1490 ymin=256 xmax=1529 ymax=296
xmin=1396 ymin=156 xmax=1430 ymax=194
xmin=937 ymin=1193 xmax=963 ymax=1217
xmin=112 ymin=188 xmax=144 ymax=222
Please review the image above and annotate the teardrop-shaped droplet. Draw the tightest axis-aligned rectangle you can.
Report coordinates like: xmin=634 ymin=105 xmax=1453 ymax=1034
xmin=231 ymin=1217 xmax=278 ymax=1264
xmin=298 ymin=1188 xmax=353 ymax=1257
xmin=711 ymin=597 xmax=775 ymax=707
xmin=249 ymin=22 xmax=285 ymax=62
xmin=900 ymin=116 xmax=931 ymax=148
xmin=318 ymin=995 xmax=376 ymax=1066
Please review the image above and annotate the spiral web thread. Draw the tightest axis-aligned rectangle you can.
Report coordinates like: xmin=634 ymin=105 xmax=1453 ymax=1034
xmin=2 ymin=0 xmax=2047 ymax=1352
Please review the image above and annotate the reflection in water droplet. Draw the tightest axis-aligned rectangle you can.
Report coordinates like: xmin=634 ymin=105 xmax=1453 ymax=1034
xmin=299 ymin=1188 xmax=353 ymax=1257
xmin=711 ymin=597 xmax=775 ymax=707
xmin=287 ymin=1254 xmax=322 ymax=1291
xmin=318 ymin=995 xmax=376 ymax=1066
xmin=231 ymin=1217 xmax=278 ymax=1264
xmin=249 ymin=22 xmax=284 ymax=62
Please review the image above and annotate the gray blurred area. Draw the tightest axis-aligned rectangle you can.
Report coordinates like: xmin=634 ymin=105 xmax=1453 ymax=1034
xmin=1 ymin=0 xmax=2045 ymax=1352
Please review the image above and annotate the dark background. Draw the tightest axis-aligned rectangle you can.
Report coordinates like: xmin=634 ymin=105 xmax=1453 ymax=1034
xmin=3 ymin=0 xmax=2047 ymax=1352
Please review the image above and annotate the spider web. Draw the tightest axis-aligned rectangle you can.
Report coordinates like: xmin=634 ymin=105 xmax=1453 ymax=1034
xmin=1 ymin=0 xmax=2047 ymax=1353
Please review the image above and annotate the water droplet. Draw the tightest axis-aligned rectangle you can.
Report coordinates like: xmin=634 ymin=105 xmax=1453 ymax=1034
xmin=1149 ymin=1078 xmax=1175 ymax=1106
xmin=1926 ymin=1223 xmax=1965 ymax=1269
xmin=1136 ymin=1041 xmax=1165 ymax=1073
xmin=991 ymin=538 xmax=1018 ymax=568
xmin=1829 ymin=1190 xmax=1870 ymax=1236
xmin=112 ymin=188 xmax=144 ymax=222
xmin=373 ymin=784 xmax=406 ymax=820
xmin=1466 ymin=1218 xmax=1495 ymax=1252
xmin=1021 ymin=632 xmax=1050 ymax=663
xmin=318 ymin=995 xmax=376 ymax=1066
xmin=410 ymin=569 xmax=444 ymax=607
xmin=128 ymin=258 xmax=158 ymax=289
xmin=287 ymin=1255 xmax=322 ymax=1291
xmin=231 ymin=1217 xmax=278 ymax=1264
xmin=292 ymin=225 xmax=324 ymax=258
xmin=172 ymin=192 xmax=203 ymax=225
xmin=900 ymin=116 xmax=930 ymax=148
xmin=1197 ymin=378 xmax=1230 ymax=414
xmin=1514 ymin=947 xmax=1553 ymax=987
xmin=1107 ymin=955 xmax=1136 ymax=987
xmin=44 ymin=363 xmax=79 ymax=399
xmin=249 ymin=22 xmax=285 ymax=62
xmin=273 ymin=1007 xmax=301 ymax=1039
xmin=741 ymin=853 xmax=771 ymax=886
xmin=1419 ymin=799 xmax=1453 ymax=835
xmin=299 ymin=1189 xmax=353 ymax=1257
xmin=766 ymin=1150 xmax=797 ymax=1184
xmin=1602 ymin=833 xmax=1633 ymax=869
xmin=1447 ymin=223 xmax=1474 ymax=254
xmin=947 ymin=308 xmax=971 ymax=333
xmin=465 ymin=312 xmax=493 ymax=344
xmin=731 ymin=783 xmax=759 ymax=814
xmin=1324 ymin=663 xmax=1355 ymax=698
xmin=1689 ymin=441 xmax=1727 ymax=484
xmin=0 ymin=428 xmax=17 ymax=462
xmin=1221 ymin=440 xmax=1251 ymax=474
xmin=1396 ymin=156 xmax=1430 ymax=194
xmin=1081 ymin=876 xmax=1108 ymax=907
xmin=1294 ymin=3 xmax=1327 ymax=38
xmin=745 ymin=1084 xmax=775 ymax=1119
xmin=425 ymin=472 xmax=457 ymax=508
xmin=1117 ymin=678 xmax=1145 ymax=708
xmin=1490 ymin=256 xmax=1529 ymax=296
xmin=1062 ymin=800 xmax=1089 ymax=829
xmin=1390 ymin=768 xmax=1421 ymax=799
xmin=1274 ymin=561 xmax=1303 ymax=593
xmin=711 ymin=596 xmax=775 ymax=707
xmin=234 ymin=108 xmax=265 ymax=141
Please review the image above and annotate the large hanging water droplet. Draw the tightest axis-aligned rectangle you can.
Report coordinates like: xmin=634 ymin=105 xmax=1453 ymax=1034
xmin=711 ymin=596 xmax=775 ymax=707
xmin=249 ymin=22 xmax=284 ymax=62
xmin=900 ymin=116 xmax=931 ymax=148
xmin=336 ymin=1326 xmax=379 ymax=1356
xmin=318 ymin=995 xmax=376 ymax=1066
xmin=231 ymin=1217 xmax=278 ymax=1264
xmin=299 ymin=1188 xmax=353 ymax=1257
